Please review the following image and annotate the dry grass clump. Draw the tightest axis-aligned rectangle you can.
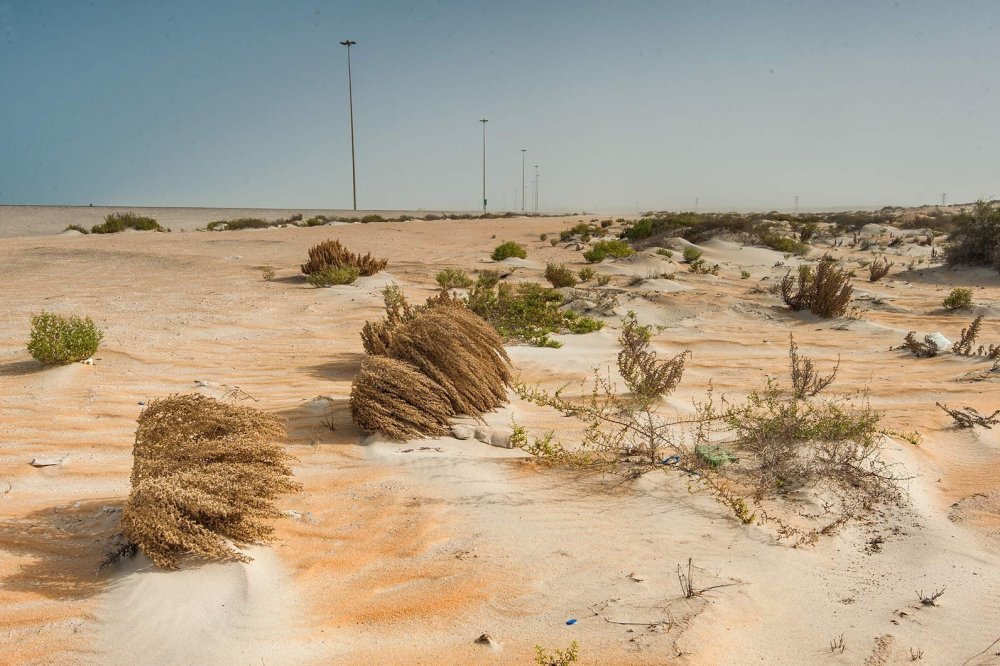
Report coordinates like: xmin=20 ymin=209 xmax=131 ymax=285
xmin=900 ymin=331 xmax=940 ymax=357
xmin=387 ymin=307 xmax=511 ymax=416
xmin=360 ymin=284 xmax=415 ymax=355
xmin=120 ymin=394 xmax=300 ymax=569
xmin=301 ymin=239 xmax=387 ymax=277
xmin=868 ymin=256 xmax=893 ymax=282
xmin=780 ymin=258 xmax=854 ymax=318
xmin=350 ymin=356 xmax=454 ymax=440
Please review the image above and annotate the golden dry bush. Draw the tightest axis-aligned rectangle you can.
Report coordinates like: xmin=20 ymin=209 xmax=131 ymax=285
xmin=360 ymin=284 xmax=414 ymax=355
xmin=120 ymin=394 xmax=300 ymax=569
xmin=386 ymin=307 xmax=511 ymax=417
xmin=300 ymin=238 xmax=388 ymax=276
xmin=350 ymin=355 xmax=454 ymax=440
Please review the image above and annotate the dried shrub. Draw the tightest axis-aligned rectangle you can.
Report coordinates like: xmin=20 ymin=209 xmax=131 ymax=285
xmin=306 ymin=265 xmax=359 ymax=287
xmin=301 ymin=239 xmax=387 ymax=276
xmin=617 ymin=312 xmax=689 ymax=403
xmin=27 ymin=312 xmax=103 ymax=364
xmin=943 ymin=287 xmax=973 ymax=310
xmin=120 ymin=394 xmax=300 ymax=568
xmin=386 ymin=307 xmax=511 ymax=416
xmin=868 ymin=256 xmax=893 ymax=282
xmin=260 ymin=265 xmax=276 ymax=281
xmin=436 ymin=268 xmax=474 ymax=289
xmin=545 ymin=262 xmax=578 ymax=288
xmin=350 ymin=355 xmax=454 ymax=440
xmin=360 ymin=284 xmax=415 ymax=355
xmin=954 ymin=315 xmax=983 ymax=355
xmin=788 ymin=334 xmax=839 ymax=398
xmin=936 ymin=402 xmax=1000 ymax=429
xmin=900 ymin=332 xmax=939 ymax=357
xmin=491 ymin=241 xmax=527 ymax=261
xmin=779 ymin=258 xmax=853 ymax=318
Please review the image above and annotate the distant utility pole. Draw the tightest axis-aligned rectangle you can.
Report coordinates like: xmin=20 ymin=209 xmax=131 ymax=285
xmin=534 ymin=164 xmax=539 ymax=212
xmin=479 ymin=119 xmax=488 ymax=212
xmin=339 ymin=39 xmax=358 ymax=210
xmin=794 ymin=195 xmax=799 ymax=214
xmin=942 ymin=193 xmax=947 ymax=206
xmin=521 ymin=149 xmax=527 ymax=212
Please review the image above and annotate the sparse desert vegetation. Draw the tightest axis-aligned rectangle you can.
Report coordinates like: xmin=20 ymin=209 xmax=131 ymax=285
xmin=91 ymin=211 xmax=165 ymax=234
xmin=27 ymin=311 xmax=103 ymax=364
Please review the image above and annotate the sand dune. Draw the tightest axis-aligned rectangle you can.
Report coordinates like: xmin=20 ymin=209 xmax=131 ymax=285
xmin=1 ymin=209 xmax=999 ymax=664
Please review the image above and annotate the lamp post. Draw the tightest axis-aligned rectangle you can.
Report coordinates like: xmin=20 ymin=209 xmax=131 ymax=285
xmin=521 ymin=149 xmax=526 ymax=212
xmin=479 ymin=119 xmax=488 ymax=212
xmin=534 ymin=164 xmax=539 ymax=212
xmin=339 ymin=39 xmax=357 ymax=210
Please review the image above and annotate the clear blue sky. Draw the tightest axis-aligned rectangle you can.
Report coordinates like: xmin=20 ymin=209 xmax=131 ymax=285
xmin=1 ymin=1 xmax=997 ymax=211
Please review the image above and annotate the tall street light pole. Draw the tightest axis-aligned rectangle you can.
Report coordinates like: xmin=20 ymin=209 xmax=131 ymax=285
xmin=479 ymin=119 xmax=488 ymax=212
xmin=521 ymin=149 xmax=526 ymax=212
xmin=340 ymin=39 xmax=358 ymax=211
xmin=534 ymin=164 xmax=539 ymax=212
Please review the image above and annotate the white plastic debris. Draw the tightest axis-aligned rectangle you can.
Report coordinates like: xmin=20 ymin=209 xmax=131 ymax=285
xmin=926 ymin=332 xmax=952 ymax=350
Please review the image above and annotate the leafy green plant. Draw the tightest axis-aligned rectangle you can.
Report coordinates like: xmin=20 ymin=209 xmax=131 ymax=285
xmin=476 ymin=270 xmax=501 ymax=289
xmin=549 ymin=238 xmax=559 ymax=246
xmin=564 ymin=311 xmax=604 ymax=334
xmin=583 ymin=239 xmax=635 ymax=263
xmin=467 ymin=281 xmax=599 ymax=346
xmin=656 ymin=248 xmax=673 ymax=258
xmin=682 ymin=247 xmax=703 ymax=263
xmin=943 ymin=287 xmax=973 ymax=310
xmin=578 ymin=267 xmax=596 ymax=282
xmin=27 ymin=312 xmax=103 ymax=364
xmin=491 ymin=241 xmax=528 ymax=261
xmin=92 ymin=212 xmax=164 ymax=234
xmin=539 ymin=233 xmax=547 ymax=241
xmin=360 ymin=214 xmax=386 ymax=223
xmin=435 ymin=268 xmax=474 ymax=289
xmin=206 ymin=218 xmax=270 ymax=231
xmin=740 ymin=270 xmax=751 ymax=279
xmin=544 ymin=262 xmax=577 ymax=288
xmin=763 ymin=233 xmax=810 ymax=256
xmin=945 ymin=200 xmax=1000 ymax=272
xmin=306 ymin=265 xmax=359 ymax=286
xmin=534 ymin=641 xmax=579 ymax=666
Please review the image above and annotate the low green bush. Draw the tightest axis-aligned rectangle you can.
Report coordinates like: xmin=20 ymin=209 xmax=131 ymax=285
xmin=65 ymin=224 xmax=90 ymax=234
xmin=492 ymin=241 xmax=528 ymax=261
xmin=436 ymin=268 xmax=474 ymax=289
xmin=206 ymin=218 xmax=270 ymax=231
xmin=943 ymin=287 xmax=973 ymax=310
xmin=763 ymin=233 xmax=810 ymax=256
xmin=578 ymin=267 xmax=596 ymax=282
xmin=92 ymin=212 xmax=164 ymax=234
xmin=360 ymin=214 xmax=386 ymax=224
xmin=682 ymin=247 xmax=703 ymax=263
xmin=306 ymin=265 xmax=359 ymax=287
xmin=467 ymin=281 xmax=601 ymax=347
xmin=583 ymin=240 xmax=634 ymax=263
xmin=27 ymin=312 xmax=103 ymax=364
xmin=544 ymin=262 xmax=578 ymax=288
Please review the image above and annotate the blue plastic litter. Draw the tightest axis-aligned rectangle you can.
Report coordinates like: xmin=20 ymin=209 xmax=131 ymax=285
xmin=565 ymin=619 xmax=577 ymax=625
xmin=660 ymin=455 xmax=680 ymax=465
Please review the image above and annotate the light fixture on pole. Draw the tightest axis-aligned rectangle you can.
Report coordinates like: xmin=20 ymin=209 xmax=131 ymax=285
xmin=339 ymin=39 xmax=358 ymax=210
xmin=480 ymin=119 xmax=488 ymax=212
xmin=521 ymin=149 xmax=526 ymax=212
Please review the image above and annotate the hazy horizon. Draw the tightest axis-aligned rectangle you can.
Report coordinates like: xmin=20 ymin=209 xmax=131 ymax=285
xmin=2 ymin=1 xmax=997 ymax=211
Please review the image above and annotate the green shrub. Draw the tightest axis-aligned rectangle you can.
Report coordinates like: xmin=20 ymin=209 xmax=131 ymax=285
xmin=304 ymin=215 xmax=329 ymax=227
xmin=539 ymin=233 xmax=548 ymax=241
xmin=597 ymin=275 xmax=612 ymax=286
xmin=476 ymin=270 xmax=501 ymax=289
xmin=206 ymin=218 xmax=270 ymax=231
xmin=945 ymin=200 xmax=1000 ymax=272
xmin=92 ymin=212 xmax=164 ymax=234
xmin=467 ymin=281 xmax=599 ymax=346
xmin=436 ymin=268 xmax=474 ymax=289
xmin=491 ymin=241 xmax=527 ymax=261
xmin=763 ymin=233 xmax=810 ymax=256
xmin=544 ymin=262 xmax=577 ymax=288
xmin=306 ymin=265 xmax=359 ymax=287
xmin=578 ymin=267 xmax=596 ymax=282
xmin=740 ymin=270 xmax=751 ymax=279
xmin=550 ymin=238 xmax=558 ymax=246
xmin=600 ymin=219 xmax=613 ymax=228
xmin=65 ymin=224 xmax=90 ymax=234
xmin=943 ymin=287 xmax=973 ymax=310
xmin=656 ymin=248 xmax=673 ymax=258
xmin=682 ymin=247 xmax=703 ymax=263
xmin=27 ymin=312 xmax=103 ymax=364
xmin=583 ymin=240 xmax=634 ymax=263
xmin=360 ymin=214 xmax=386 ymax=224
